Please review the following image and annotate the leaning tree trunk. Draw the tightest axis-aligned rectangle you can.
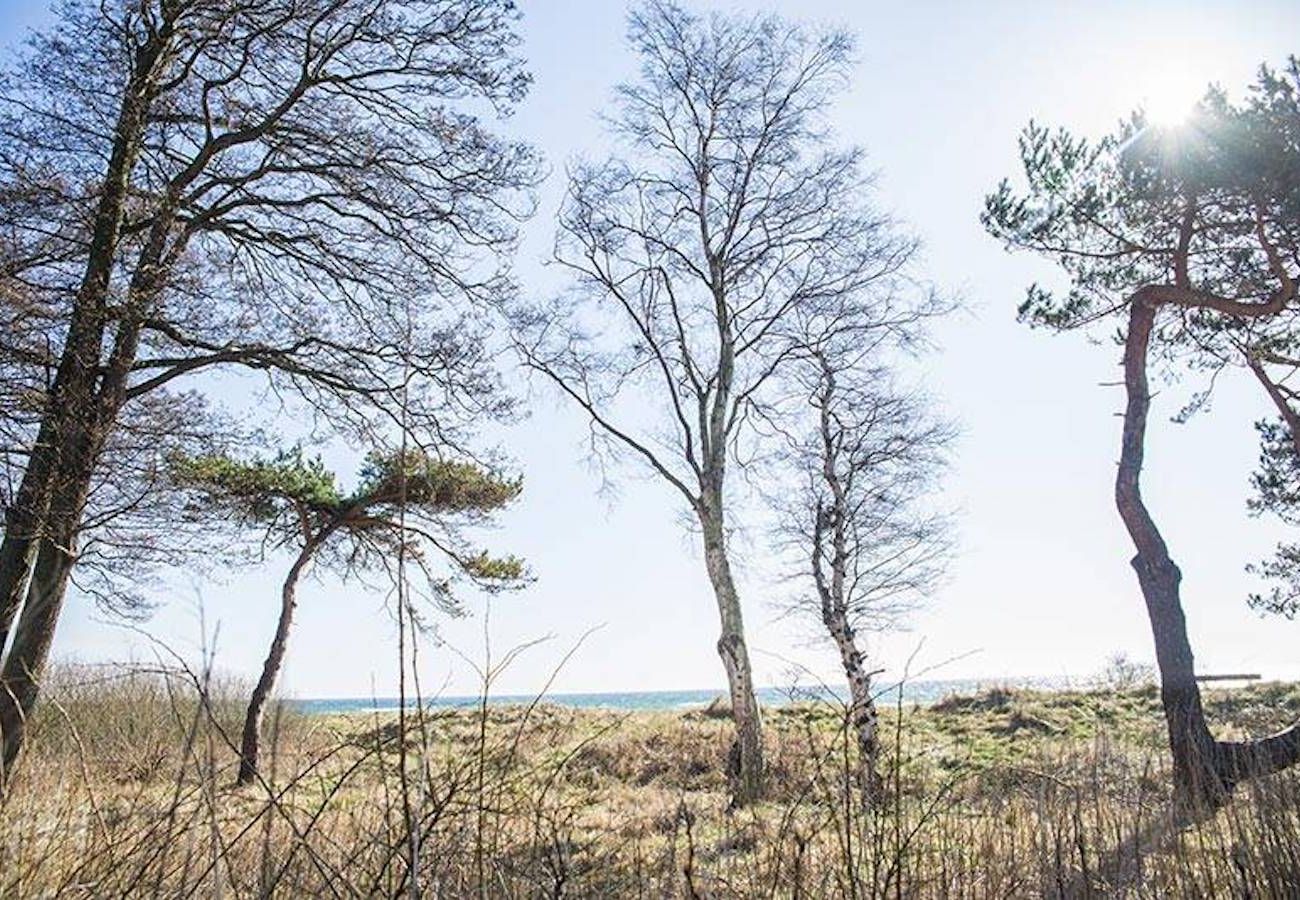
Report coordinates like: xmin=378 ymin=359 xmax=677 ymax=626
xmin=0 ymin=251 xmax=170 ymax=786
xmin=0 ymin=500 xmax=42 ymax=655
xmin=0 ymin=32 xmax=168 ymax=655
xmin=0 ymin=538 xmax=79 ymax=783
xmin=0 ymin=249 xmax=171 ymax=786
xmin=824 ymin=607 xmax=881 ymax=803
xmin=238 ymin=538 xmax=321 ymax=786
xmin=0 ymin=305 xmax=112 ymax=655
xmin=0 ymin=419 xmax=66 ymax=652
xmin=698 ymin=498 xmax=765 ymax=806
xmin=0 ymin=439 xmax=99 ymax=786
xmin=1117 ymin=293 xmax=1300 ymax=810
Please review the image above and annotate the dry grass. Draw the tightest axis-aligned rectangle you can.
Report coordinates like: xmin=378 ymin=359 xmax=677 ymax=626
xmin=2 ymin=668 xmax=1300 ymax=897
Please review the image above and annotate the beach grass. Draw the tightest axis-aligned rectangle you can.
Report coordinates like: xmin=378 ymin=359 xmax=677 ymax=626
xmin=3 ymin=666 xmax=1300 ymax=896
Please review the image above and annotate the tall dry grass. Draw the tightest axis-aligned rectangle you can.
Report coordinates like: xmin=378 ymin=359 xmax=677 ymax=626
xmin=1 ymin=666 xmax=1299 ymax=897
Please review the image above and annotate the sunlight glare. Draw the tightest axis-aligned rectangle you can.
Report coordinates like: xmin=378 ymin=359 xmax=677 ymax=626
xmin=1142 ymin=66 xmax=1202 ymax=128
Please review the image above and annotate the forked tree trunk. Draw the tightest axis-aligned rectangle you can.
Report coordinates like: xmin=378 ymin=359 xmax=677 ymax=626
xmin=0 ymin=322 xmax=114 ymax=659
xmin=0 ymin=260 xmax=165 ymax=785
xmin=0 ymin=31 xmax=172 ymax=771
xmin=699 ymin=501 xmax=765 ymax=806
xmin=824 ymin=607 xmax=881 ymax=802
xmin=237 ymin=539 xmax=320 ymax=786
xmin=1118 ymin=294 xmax=1300 ymax=810
xmin=0 ymin=350 xmax=116 ymax=784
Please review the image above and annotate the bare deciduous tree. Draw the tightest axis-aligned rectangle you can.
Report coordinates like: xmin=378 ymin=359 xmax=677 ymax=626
xmin=774 ymin=326 xmax=951 ymax=805
xmin=0 ymin=0 xmax=538 ymax=781
xmin=515 ymin=0 xmax=933 ymax=804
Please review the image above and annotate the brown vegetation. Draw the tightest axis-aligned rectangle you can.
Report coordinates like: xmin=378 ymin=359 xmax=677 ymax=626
xmin=4 ymin=667 xmax=1300 ymax=897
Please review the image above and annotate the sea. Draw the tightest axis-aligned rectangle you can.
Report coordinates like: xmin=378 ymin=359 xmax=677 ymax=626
xmin=291 ymin=676 xmax=1074 ymax=716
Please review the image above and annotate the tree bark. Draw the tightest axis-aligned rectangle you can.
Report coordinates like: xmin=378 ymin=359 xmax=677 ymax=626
xmin=824 ymin=607 xmax=881 ymax=802
xmin=698 ymin=496 xmax=765 ymax=806
xmin=810 ymin=354 xmax=882 ymax=803
xmin=0 ymin=505 xmax=40 ymax=655
xmin=0 ymin=355 xmax=116 ymax=783
xmin=0 ymin=25 xmax=168 ymax=646
xmin=0 ymin=500 xmax=84 ymax=785
xmin=237 ymin=538 xmax=319 ymax=786
xmin=1117 ymin=293 xmax=1300 ymax=810
xmin=0 ymin=29 xmax=177 ymax=782
xmin=1116 ymin=295 xmax=1221 ymax=806
xmin=0 ymin=417 xmax=67 ymax=654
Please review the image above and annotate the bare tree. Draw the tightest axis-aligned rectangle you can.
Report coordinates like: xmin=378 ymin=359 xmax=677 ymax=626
xmin=0 ymin=263 xmax=241 ymax=616
xmin=68 ymin=391 xmax=244 ymax=612
xmin=172 ymin=447 xmax=526 ymax=784
xmin=515 ymin=1 xmax=932 ymax=804
xmin=0 ymin=0 xmax=538 ymax=782
xmin=984 ymin=60 xmax=1300 ymax=809
xmin=774 ymin=328 xmax=952 ymax=805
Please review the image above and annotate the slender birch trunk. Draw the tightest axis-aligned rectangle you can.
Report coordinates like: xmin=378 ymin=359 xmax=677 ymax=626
xmin=698 ymin=497 xmax=765 ymax=805
xmin=824 ymin=608 xmax=881 ymax=800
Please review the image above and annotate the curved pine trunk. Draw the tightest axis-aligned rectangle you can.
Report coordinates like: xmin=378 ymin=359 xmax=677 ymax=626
xmin=237 ymin=541 xmax=317 ymax=786
xmin=699 ymin=504 xmax=765 ymax=805
xmin=1118 ymin=294 xmax=1300 ymax=810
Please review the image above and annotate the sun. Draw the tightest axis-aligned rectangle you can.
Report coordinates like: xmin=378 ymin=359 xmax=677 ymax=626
xmin=1142 ymin=67 xmax=1203 ymax=128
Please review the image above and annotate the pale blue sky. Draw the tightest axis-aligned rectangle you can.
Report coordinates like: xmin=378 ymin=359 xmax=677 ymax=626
xmin=5 ymin=1 xmax=1300 ymax=698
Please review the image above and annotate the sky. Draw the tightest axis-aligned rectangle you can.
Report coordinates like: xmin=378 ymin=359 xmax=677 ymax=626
xmin=4 ymin=0 xmax=1300 ymax=699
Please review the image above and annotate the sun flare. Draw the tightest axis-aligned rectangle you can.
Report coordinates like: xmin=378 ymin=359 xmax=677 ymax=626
xmin=1142 ymin=67 xmax=1203 ymax=128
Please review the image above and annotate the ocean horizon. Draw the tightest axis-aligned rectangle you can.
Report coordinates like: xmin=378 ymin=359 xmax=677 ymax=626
xmin=290 ymin=675 xmax=1078 ymax=716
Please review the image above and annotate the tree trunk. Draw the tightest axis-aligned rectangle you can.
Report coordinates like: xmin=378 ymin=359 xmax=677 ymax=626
xmin=1117 ymin=294 xmax=1300 ymax=810
xmin=825 ymin=607 xmax=881 ymax=803
xmin=0 ymin=26 xmax=166 ymax=644
xmin=237 ymin=539 xmax=318 ymax=786
xmin=0 ymin=363 xmax=102 ymax=656
xmin=0 ymin=418 xmax=69 ymax=654
xmin=0 ymin=31 xmax=176 ymax=782
xmin=0 ymin=517 xmax=80 ymax=785
xmin=0 ymin=389 xmax=112 ymax=785
xmin=0 ymin=524 xmax=38 ymax=657
xmin=698 ymin=500 xmax=765 ymax=806
xmin=1117 ymin=295 xmax=1226 ymax=807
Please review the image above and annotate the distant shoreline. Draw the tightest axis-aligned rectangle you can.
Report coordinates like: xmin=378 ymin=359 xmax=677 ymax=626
xmin=289 ymin=676 xmax=1088 ymax=715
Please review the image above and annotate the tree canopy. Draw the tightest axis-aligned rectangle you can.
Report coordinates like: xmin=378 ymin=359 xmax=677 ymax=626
xmin=984 ymin=57 xmax=1300 ymax=808
xmin=986 ymin=59 xmax=1300 ymax=614
xmin=0 ymin=0 xmax=540 ymax=777
xmin=172 ymin=447 xmax=526 ymax=605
